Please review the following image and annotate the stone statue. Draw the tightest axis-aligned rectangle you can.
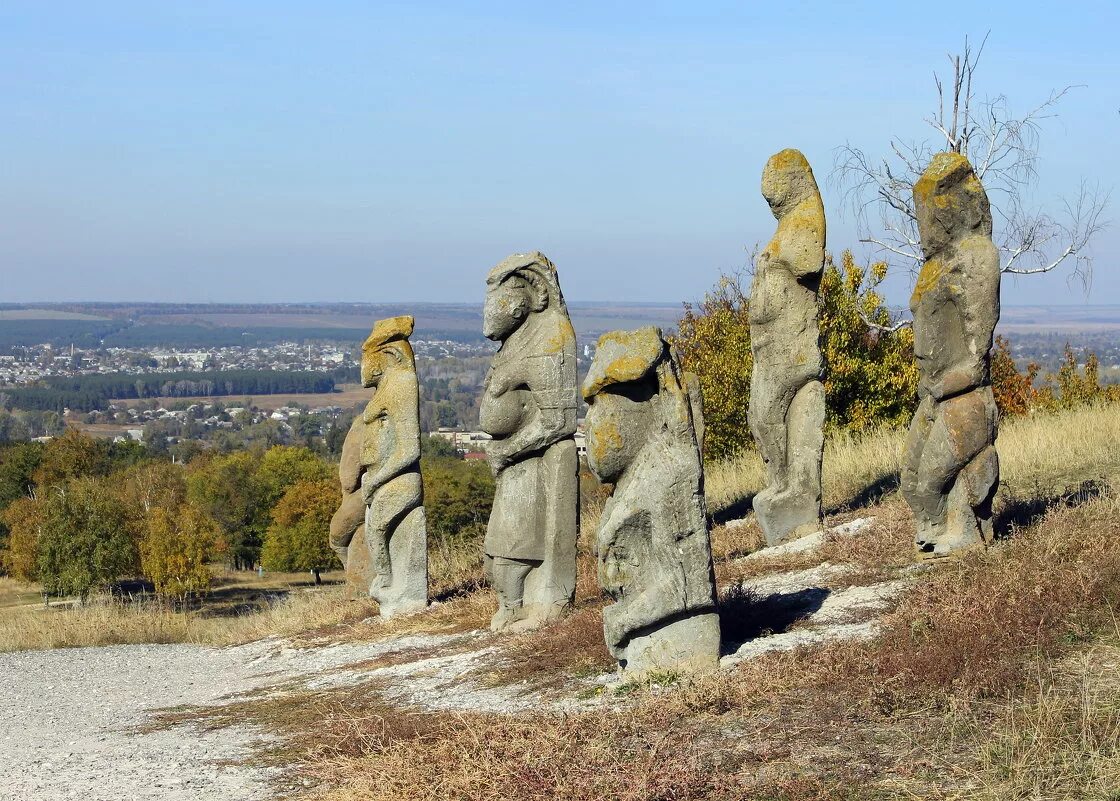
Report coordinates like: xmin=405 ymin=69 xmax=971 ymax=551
xmin=480 ymin=252 xmax=579 ymax=632
xmin=338 ymin=315 xmax=428 ymax=615
xmin=748 ymin=149 xmax=828 ymax=546
xmin=583 ymin=327 xmax=720 ymax=676
xmin=902 ymin=152 xmax=1000 ymax=556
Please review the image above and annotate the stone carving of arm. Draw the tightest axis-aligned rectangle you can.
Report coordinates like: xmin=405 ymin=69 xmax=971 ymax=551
xmin=338 ymin=418 xmax=364 ymax=494
xmin=487 ymin=353 xmax=576 ymax=471
xmin=361 ymin=391 xmax=421 ymax=493
xmin=928 ymin=238 xmax=1001 ymax=400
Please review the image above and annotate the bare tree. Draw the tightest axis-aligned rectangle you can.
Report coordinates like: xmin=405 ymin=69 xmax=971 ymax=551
xmin=835 ymin=33 xmax=1109 ymax=289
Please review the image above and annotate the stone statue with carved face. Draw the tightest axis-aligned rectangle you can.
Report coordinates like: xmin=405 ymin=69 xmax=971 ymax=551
xmin=480 ymin=252 xmax=579 ymax=632
xmin=583 ymin=326 xmax=720 ymax=676
xmin=335 ymin=315 xmax=428 ymax=615
xmin=902 ymin=152 xmax=1000 ymax=556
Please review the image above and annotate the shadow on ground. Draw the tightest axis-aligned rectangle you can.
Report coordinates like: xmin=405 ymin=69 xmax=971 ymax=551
xmin=711 ymin=493 xmax=756 ymax=526
xmin=717 ymin=583 xmax=830 ymax=655
xmin=827 ymin=473 xmax=900 ymax=515
xmin=994 ymin=479 xmax=1107 ymax=539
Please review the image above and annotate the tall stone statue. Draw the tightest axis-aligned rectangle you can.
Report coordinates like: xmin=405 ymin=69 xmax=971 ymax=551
xmin=480 ymin=252 xmax=579 ymax=632
xmin=748 ymin=148 xmax=827 ymax=545
xmin=902 ymin=152 xmax=1000 ymax=556
xmin=583 ymin=327 xmax=721 ymax=676
xmin=330 ymin=315 xmax=428 ymax=615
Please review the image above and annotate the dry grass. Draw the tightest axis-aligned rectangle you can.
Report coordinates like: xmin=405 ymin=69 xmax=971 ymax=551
xmin=0 ymin=588 xmax=379 ymax=652
xmin=125 ymin=404 xmax=1120 ymax=800
xmin=998 ymin=402 xmax=1120 ymax=501
xmin=969 ymin=642 xmax=1120 ymax=799
xmin=0 ymin=576 xmax=41 ymax=609
xmin=490 ymin=603 xmax=614 ymax=687
xmin=706 ymin=425 xmax=904 ymax=518
xmin=707 ymin=402 xmax=1120 ymax=529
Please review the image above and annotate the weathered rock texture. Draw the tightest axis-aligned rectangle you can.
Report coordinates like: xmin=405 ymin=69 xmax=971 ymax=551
xmin=334 ymin=315 xmax=428 ymax=615
xmin=583 ymin=327 xmax=720 ymax=676
xmin=748 ymin=148 xmax=827 ymax=545
xmin=480 ymin=252 xmax=579 ymax=632
xmin=902 ymin=152 xmax=1001 ymax=555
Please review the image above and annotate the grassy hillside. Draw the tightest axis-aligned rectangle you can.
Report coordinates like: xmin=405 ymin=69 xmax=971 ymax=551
xmin=4 ymin=403 xmax=1120 ymax=798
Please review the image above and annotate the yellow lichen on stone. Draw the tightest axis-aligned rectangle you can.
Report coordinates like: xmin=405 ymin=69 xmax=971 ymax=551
xmin=582 ymin=327 xmax=664 ymax=399
xmin=768 ymin=148 xmax=810 ymax=171
xmin=544 ymin=319 xmax=576 ymax=355
xmin=912 ymin=258 xmax=945 ymax=307
xmin=589 ymin=418 xmax=623 ymax=466
xmin=914 ymin=151 xmax=972 ymax=205
xmin=364 ymin=315 xmax=414 ymax=353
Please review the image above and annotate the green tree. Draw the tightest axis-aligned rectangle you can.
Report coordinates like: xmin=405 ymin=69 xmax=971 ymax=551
xmin=260 ymin=479 xmax=341 ymax=583
xmin=0 ymin=442 xmax=43 ymax=554
xmin=140 ymin=504 xmax=223 ymax=603
xmin=422 ymin=456 xmax=495 ymax=548
xmin=256 ymin=445 xmax=332 ymax=508
xmin=186 ymin=451 xmax=265 ymax=570
xmin=36 ymin=476 xmax=137 ymax=601
xmin=421 ymin=434 xmax=460 ymax=459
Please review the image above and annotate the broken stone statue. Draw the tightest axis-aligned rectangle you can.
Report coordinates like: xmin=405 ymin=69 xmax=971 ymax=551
xmin=583 ymin=327 xmax=721 ymax=676
xmin=480 ymin=252 xmax=579 ymax=632
xmin=332 ymin=315 xmax=428 ymax=615
xmin=902 ymin=152 xmax=1000 ymax=556
xmin=748 ymin=148 xmax=827 ymax=545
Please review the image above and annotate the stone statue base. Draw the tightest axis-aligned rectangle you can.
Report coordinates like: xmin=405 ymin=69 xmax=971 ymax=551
xmin=617 ymin=612 xmax=721 ymax=677
xmin=752 ymin=377 xmax=825 ymax=547
xmin=903 ymin=389 xmax=998 ymax=557
xmin=366 ymin=505 xmax=428 ymax=617
xmin=485 ymin=439 xmax=578 ymax=632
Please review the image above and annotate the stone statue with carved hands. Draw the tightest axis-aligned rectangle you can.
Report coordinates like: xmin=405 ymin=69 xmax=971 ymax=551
xmin=480 ymin=252 xmax=579 ymax=632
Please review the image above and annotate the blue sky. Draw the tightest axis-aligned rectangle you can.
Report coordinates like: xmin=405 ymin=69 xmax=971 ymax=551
xmin=1 ymin=1 xmax=1116 ymax=306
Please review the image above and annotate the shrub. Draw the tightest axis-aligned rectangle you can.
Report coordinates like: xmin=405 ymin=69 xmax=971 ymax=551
xmin=140 ymin=504 xmax=224 ymax=603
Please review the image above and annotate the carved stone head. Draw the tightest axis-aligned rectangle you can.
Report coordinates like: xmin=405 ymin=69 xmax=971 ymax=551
xmin=914 ymin=151 xmax=992 ymax=258
xmin=483 ymin=252 xmax=565 ymax=341
xmin=761 ymin=148 xmax=818 ymax=219
xmin=361 ymin=315 xmax=416 ymax=389
xmin=582 ymin=327 xmax=695 ymax=484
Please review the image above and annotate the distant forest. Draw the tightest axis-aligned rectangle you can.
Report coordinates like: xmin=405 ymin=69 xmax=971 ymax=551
xmin=1 ymin=370 xmax=338 ymax=413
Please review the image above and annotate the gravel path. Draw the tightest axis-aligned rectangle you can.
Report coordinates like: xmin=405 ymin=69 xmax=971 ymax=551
xmin=0 ymin=635 xmax=469 ymax=801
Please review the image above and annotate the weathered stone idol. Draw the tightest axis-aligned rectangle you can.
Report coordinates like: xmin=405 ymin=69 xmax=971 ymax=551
xmin=583 ymin=327 xmax=721 ymax=676
xmin=902 ymin=152 xmax=1001 ymax=555
xmin=480 ymin=252 xmax=579 ymax=632
xmin=336 ymin=315 xmax=428 ymax=615
xmin=748 ymin=148 xmax=827 ymax=545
